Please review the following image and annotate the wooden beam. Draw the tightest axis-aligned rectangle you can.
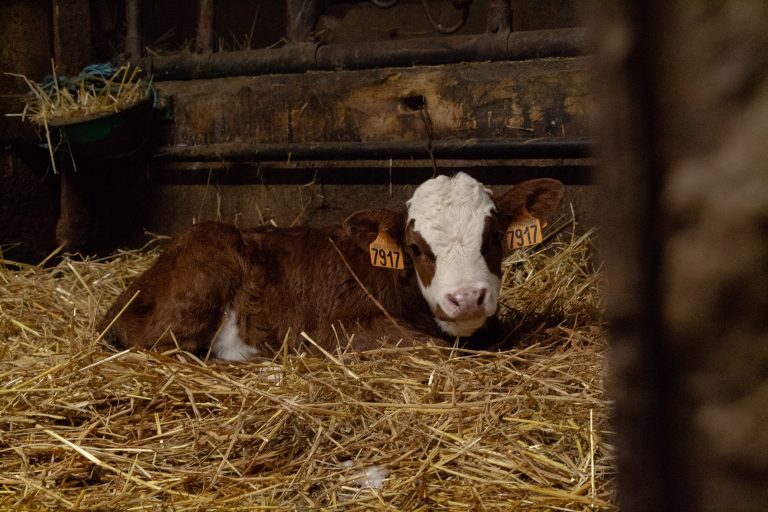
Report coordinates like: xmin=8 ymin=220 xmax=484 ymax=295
xmin=155 ymin=58 xmax=590 ymax=149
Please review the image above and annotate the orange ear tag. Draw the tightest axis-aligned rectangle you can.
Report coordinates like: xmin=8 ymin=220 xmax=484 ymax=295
xmin=369 ymin=231 xmax=405 ymax=270
xmin=506 ymin=214 xmax=544 ymax=250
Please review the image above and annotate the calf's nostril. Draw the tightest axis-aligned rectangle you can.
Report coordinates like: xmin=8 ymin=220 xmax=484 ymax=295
xmin=476 ymin=288 xmax=487 ymax=306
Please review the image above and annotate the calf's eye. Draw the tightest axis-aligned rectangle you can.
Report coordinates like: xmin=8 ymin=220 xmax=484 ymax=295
xmin=410 ymin=244 xmax=422 ymax=257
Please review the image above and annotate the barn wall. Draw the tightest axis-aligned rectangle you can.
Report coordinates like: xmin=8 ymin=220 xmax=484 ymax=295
xmin=594 ymin=2 xmax=768 ymax=511
xmin=0 ymin=0 xmax=591 ymax=261
xmin=135 ymin=166 xmax=595 ymax=239
xmin=0 ymin=0 xmax=60 ymax=263
xmin=156 ymin=59 xmax=589 ymax=146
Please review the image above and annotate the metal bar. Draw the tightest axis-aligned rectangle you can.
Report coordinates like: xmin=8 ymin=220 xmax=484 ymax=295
xmin=125 ymin=0 xmax=142 ymax=59
xmin=141 ymin=28 xmax=586 ymax=80
xmin=486 ymin=0 xmax=511 ymax=34
xmin=195 ymin=0 xmax=216 ymax=54
xmin=315 ymin=32 xmax=505 ymax=70
xmin=154 ymin=138 xmax=593 ymax=162
xmin=287 ymin=0 xmax=323 ymax=42
xmin=505 ymin=27 xmax=584 ymax=60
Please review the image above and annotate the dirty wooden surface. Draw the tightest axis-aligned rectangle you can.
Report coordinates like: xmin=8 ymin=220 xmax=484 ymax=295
xmin=156 ymin=58 xmax=589 ymax=148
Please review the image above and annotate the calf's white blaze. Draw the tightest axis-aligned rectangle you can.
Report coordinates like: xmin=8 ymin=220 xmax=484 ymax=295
xmin=407 ymin=172 xmax=500 ymax=337
xmin=212 ymin=309 xmax=262 ymax=361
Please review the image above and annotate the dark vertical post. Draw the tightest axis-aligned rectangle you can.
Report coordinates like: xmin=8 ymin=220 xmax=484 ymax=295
xmin=486 ymin=0 xmax=511 ymax=34
xmin=52 ymin=0 xmax=92 ymax=74
xmin=195 ymin=0 xmax=216 ymax=54
xmin=287 ymin=0 xmax=322 ymax=42
xmin=55 ymin=160 xmax=88 ymax=252
xmin=594 ymin=2 xmax=768 ymax=512
xmin=593 ymin=3 xmax=670 ymax=509
xmin=51 ymin=0 xmax=96 ymax=253
xmin=125 ymin=0 xmax=142 ymax=59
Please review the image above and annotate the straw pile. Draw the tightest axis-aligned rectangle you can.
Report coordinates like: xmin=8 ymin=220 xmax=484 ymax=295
xmin=0 ymin=224 xmax=615 ymax=511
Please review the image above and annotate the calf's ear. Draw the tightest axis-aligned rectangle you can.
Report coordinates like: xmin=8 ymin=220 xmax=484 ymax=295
xmin=343 ymin=209 xmax=405 ymax=251
xmin=494 ymin=179 xmax=565 ymax=226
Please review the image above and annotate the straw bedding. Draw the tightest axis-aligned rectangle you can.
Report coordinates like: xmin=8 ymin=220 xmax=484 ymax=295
xmin=0 ymin=225 xmax=615 ymax=511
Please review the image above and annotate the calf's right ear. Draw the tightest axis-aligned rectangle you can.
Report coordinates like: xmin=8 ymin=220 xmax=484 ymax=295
xmin=494 ymin=178 xmax=565 ymax=226
xmin=343 ymin=209 xmax=405 ymax=252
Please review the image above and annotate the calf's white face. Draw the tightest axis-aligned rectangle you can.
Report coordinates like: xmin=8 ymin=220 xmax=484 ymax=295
xmin=406 ymin=172 xmax=564 ymax=337
xmin=406 ymin=173 xmax=500 ymax=336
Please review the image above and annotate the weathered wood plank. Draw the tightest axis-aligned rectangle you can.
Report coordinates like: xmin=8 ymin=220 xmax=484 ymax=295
xmin=156 ymin=57 xmax=589 ymax=148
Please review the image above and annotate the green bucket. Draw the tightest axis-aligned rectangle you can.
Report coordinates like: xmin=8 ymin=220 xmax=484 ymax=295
xmin=51 ymin=94 xmax=155 ymax=159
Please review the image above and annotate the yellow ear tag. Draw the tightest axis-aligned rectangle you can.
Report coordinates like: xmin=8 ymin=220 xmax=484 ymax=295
xmin=369 ymin=231 xmax=405 ymax=270
xmin=506 ymin=214 xmax=544 ymax=250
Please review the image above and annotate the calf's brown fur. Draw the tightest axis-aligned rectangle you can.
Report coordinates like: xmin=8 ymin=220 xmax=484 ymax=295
xmin=101 ymin=178 xmax=564 ymax=357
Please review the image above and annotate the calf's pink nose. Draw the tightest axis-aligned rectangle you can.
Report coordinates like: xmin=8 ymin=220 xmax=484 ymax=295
xmin=444 ymin=287 xmax=488 ymax=319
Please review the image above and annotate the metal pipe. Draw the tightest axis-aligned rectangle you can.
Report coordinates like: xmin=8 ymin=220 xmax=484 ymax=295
xmin=195 ymin=0 xmax=216 ymax=54
xmin=505 ymin=27 xmax=584 ymax=60
xmin=141 ymin=28 xmax=587 ymax=80
xmin=154 ymin=137 xmax=593 ymax=162
xmin=146 ymin=43 xmax=317 ymax=80
xmin=125 ymin=0 xmax=142 ymax=59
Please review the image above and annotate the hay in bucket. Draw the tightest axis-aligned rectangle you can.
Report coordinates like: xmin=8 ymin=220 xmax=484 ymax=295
xmin=8 ymin=62 xmax=151 ymax=126
xmin=0 ymin=220 xmax=615 ymax=510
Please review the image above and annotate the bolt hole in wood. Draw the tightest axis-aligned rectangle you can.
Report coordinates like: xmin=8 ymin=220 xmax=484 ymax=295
xmin=402 ymin=94 xmax=426 ymax=111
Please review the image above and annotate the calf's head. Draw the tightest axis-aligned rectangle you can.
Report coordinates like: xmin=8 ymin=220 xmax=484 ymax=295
xmin=344 ymin=172 xmax=564 ymax=338
xmin=405 ymin=172 xmax=563 ymax=337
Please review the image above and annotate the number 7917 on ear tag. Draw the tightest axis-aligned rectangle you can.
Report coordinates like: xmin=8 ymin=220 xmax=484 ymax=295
xmin=369 ymin=231 xmax=405 ymax=270
xmin=507 ymin=216 xmax=543 ymax=250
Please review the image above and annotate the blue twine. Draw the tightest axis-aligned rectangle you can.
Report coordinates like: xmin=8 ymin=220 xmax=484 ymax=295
xmin=40 ymin=62 xmax=150 ymax=98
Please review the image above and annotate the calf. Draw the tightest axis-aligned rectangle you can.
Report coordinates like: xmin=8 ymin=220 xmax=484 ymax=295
xmin=100 ymin=173 xmax=563 ymax=360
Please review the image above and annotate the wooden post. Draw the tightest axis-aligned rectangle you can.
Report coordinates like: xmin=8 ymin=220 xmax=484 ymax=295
xmin=594 ymin=2 xmax=768 ymax=511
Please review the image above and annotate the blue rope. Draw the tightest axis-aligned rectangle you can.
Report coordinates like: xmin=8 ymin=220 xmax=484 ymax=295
xmin=40 ymin=63 xmax=144 ymax=98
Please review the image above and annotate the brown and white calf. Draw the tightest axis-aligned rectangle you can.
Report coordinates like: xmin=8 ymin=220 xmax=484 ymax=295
xmin=100 ymin=173 xmax=563 ymax=360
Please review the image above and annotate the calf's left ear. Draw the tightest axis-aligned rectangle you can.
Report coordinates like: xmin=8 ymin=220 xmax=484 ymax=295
xmin=494 ymin=178 xmax=565 ymax=226
xmin=343 ymin=209 xmax=405 ymax=252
